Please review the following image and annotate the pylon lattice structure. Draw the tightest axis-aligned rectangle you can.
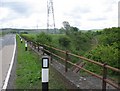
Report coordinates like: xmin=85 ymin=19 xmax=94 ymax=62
xmin=47 ymin=0 xmax=56 ymax=33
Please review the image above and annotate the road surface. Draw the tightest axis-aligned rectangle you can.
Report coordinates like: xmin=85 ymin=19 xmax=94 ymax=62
xmin=0 ymin=34 xmax=16 ymax=90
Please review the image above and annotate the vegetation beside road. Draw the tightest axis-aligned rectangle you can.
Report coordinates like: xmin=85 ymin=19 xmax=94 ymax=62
xmin=0 ymin=32 xmax=2 ymax=36
xmin=20 ymin=27 xmax=119 ymax=82
xmin=15 ymin=35 xmax=67 ymax=89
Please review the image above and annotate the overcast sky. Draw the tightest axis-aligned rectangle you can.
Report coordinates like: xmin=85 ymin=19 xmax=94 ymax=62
xmin=0 ymin=0 xmax=119 ymax=30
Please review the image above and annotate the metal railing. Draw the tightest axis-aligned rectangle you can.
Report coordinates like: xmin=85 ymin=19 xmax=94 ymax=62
xmin=21 ymin=35 xmax=120 ymax=90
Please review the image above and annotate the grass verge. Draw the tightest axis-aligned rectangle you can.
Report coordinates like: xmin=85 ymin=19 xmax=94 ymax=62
xmin=15 ymin=35 xmax=67 ymax=90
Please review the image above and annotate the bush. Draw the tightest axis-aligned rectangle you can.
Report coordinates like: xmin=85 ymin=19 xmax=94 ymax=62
xmin=36 ymin=32 xmax=52 ymax=45
xmin=58 ymin=36 xmax=71 ymax=49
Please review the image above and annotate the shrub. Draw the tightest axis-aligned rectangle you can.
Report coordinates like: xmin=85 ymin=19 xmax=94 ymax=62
xmin=36 ymin=32 xmax=52 ymax=45
xmin=58 ymin=36 xmax=71 ymax=49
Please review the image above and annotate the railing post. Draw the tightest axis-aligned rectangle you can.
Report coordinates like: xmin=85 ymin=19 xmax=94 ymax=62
xmin=31 ymin=42 xmax=32 ymax=45
xmin=50 ymin=46 xmax=53 ymax=64
xmin=34 ymin=44 xmax=36 ymax=49
xmin=42 ymin=46 xmax=45 ymax=55
xmin=102 ymin=63 xmax=107 ymax=91
xmin=65 ymin=51 xmax=68 ymax=72
xmin=35 ymin=44 xmax=36 ymax=49
xmin=38 ymin=44 xmax=39 ymax=51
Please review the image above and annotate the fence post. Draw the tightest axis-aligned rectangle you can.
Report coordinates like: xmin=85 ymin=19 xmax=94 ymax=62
xmin=38 ymin=44 xmax=39 ymax=51
xmin=65 ymin=51 xmax=68 ymax=72
xmin=102 ymin=63 xmax=107 ymax=91
xmin=34 ymin=44 xmax=36 ymax=49
xmin=50 ymin=45 xmax=53 ymax=63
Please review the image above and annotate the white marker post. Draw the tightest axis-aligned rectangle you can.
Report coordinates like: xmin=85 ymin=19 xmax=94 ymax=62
xmin=21 ymin=38 xmax=22 ymax=43
xmin=40 ymin=46 xmax=44 ymax=55
xmin=25 ymin=41 xmax=27 ymax=51
xmin=42 ymin=56 xmax=49 ymax=91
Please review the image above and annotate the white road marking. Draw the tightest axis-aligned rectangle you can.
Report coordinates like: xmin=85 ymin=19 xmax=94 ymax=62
xmin=2 ymin=35 xmax=16 ymax=90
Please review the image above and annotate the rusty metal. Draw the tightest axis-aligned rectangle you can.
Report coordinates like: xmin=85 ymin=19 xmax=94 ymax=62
xmin=67 ymin=61 xmax=103 ymax=80
xmin=105 ymin=65 xmax=120 ymax=73
xmin=65 ymin=51 xmax=68 ymax=72
xmin=44 ymin=44 xmax=66 ymax=54
xmin=22 ymin=36 xmax=120 ymax=90
xmin=105 ymin=79 xmax=120 ymax=90
xmin=44 ymin=49 xmax=66 ymax=61
xmin=102 ymin=63 xmax=107 ymax=91
xmin=68 ymin=53 xmax=103 ymax=67
xmin=38 ymin=45 xmax=39 ymax=51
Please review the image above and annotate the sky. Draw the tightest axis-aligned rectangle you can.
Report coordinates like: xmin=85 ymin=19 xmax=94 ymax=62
xmin=0 ymin=0 xmax=119 ymax=30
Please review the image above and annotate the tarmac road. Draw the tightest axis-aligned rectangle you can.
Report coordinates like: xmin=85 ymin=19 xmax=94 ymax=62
xmin=0 ymin=34 xmax=16 ymax=90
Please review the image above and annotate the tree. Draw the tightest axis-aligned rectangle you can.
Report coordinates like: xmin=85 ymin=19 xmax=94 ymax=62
xmin=59 ymin=27 xmax=65 ymax=34
xmin=62 ymin=21 xmax=71 ymax=35
xmin=70 ymin=27 xmax=79 ymax=32
xmin=62 ymin=21 xmax=70 ymax=30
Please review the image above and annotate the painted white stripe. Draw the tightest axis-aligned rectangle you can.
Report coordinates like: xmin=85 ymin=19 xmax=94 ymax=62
xmin=25 ymin=43 xmax=27 ymax=47
xmin=2 ymin=35 xmax=16 ymax=90
xmin=42 ymin=69 xmax=49 ymax=82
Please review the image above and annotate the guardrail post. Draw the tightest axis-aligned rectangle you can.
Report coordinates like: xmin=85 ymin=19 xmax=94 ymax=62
xmin=102 ymin=63 xmax=107 ymax=91
xmin=25 ymin=41 xmax=27 ymax=51
xmin=65 ymin=51 xmax=68 ymax=72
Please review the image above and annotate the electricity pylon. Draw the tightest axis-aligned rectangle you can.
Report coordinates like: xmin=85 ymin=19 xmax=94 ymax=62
xmin=47 ymin=0 xmax=56 ymax=33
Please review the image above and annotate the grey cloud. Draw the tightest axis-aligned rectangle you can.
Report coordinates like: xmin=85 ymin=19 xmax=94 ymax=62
xmin=72 ymin=6 xmax=91 ymax=14
xmin=0 ymin=14 xmax=19 ymax=23
xmin=1 ymin=1 xmax=31 ymax=14
xmin=64 ymin=12 xmax=81 ymax=20
xmin=64 ymin=5 xmax=91 ymax=19
xmin=88 ymin=17 xmax=107 ymax=21
xmin=0 ymin=1 xmax=32 ymax=23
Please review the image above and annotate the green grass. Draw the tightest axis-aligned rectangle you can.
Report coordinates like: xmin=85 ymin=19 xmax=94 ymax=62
xmin=0 ymin=32 xmax=1 ymax=35
xmin=15 ymin=34 xmax=67 ymax=89
xmin=15 ymin=35 xmax=41 ymax=89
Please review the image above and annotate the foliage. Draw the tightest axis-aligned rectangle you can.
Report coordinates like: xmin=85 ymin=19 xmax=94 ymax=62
xmin=16 ymin=35 xmax=67 ymax=89
xmin=36 ymin=32 xmax=52 ymax=45
xmin=59 ymin=27 xmax=66 ymax=34
xmin=58 ymin=36 xmax=71 ymax=49
xmin=84 ymin=27 xmax=119 ymax=75
xmin=21 ymin=27 xmax=120 ymax=77
xmin=98 ymin=27 xmax=119 ymax=46
xmin=85 ymin=44 xmax=119 ymax=68
xmin=67 ymin=31 xmax=93 ymax=54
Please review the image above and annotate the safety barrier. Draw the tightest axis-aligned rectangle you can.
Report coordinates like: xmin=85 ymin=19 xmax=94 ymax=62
xmin=21 ymin=35 xmax=120 ymax=90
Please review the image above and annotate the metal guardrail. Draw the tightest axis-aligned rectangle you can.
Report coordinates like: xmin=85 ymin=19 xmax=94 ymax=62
xmin=21 ymin=35 xmax=120 ymax=90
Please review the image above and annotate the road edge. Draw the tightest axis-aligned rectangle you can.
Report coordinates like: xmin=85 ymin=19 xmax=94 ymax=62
xmin=2 ymin=35 xmax=16 ymax=90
